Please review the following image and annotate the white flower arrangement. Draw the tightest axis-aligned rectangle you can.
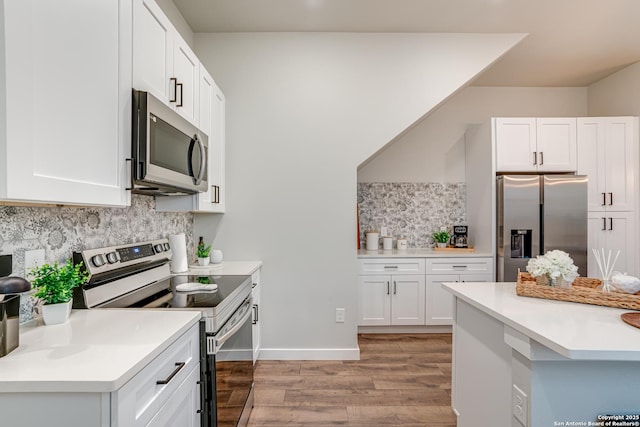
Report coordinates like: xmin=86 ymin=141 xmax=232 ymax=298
xmin=526 ymin=250 xmax=579 ymax=285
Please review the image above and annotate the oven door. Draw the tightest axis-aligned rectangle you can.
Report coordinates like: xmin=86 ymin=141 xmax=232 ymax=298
xmin=206 ymin=296 xmax=254 ymax=427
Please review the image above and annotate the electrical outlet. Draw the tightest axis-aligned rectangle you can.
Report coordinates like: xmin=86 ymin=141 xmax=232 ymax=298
xmin=512 ymin=384 xmax=528 ymax=426
xmin=25 ymin=249 xmax=45 ymax=279
xmin=335 ymin=308 xmax=345 ymax=323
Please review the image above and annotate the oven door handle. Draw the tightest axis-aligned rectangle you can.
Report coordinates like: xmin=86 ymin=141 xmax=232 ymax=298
xmin=215 ymin=299 xmax=253 ymax=351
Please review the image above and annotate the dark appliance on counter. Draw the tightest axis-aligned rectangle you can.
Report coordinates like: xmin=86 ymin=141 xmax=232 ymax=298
xmin=0 ymin=254 xmax=31 ymax=358
xmin=451 ymin=225 xmax=469 ymax=248
xmin=131 ymin=90 xmax=208 ymax=196
xmin=497 ymin=175 xmax=588 ymax=282
xmin=73 ymin=240 xmax=253 ymax=427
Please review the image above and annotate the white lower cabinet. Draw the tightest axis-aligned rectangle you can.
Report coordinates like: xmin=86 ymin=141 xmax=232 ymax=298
xmin=251 ymin=269 xmax=262 ymax=363
xmin=113 ymin=323 xmax=201 ymax=427
xmin=358 ymin=274 xmax=426 ymax=326
xmin=425 ymin=258 xmax=494 ymax=326
xmin=358 ymin=257 xmax=494 ymax=328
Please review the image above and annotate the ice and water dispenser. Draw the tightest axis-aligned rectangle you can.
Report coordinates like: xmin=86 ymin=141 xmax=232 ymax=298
xmin=510 ymin=229 xmax=532 ymax=259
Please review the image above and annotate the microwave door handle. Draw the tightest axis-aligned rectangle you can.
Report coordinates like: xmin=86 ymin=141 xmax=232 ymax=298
xmin=195 ymin=136 xmax=206 ymax=185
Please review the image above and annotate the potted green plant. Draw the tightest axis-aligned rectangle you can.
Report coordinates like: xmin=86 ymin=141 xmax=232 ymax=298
xmin=196 ymin=241 xmax=212 ymax=266
xmin=30 ymin=259 xmax=89 ymax=325
xmin=432 ymin=230 xmax=451 ymax=248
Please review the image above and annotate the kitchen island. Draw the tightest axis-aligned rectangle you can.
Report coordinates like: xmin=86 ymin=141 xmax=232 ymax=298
xmin=443 ymin=281 xmax=640 ymax=427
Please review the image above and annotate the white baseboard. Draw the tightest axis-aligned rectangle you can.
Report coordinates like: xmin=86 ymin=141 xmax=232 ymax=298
xmin=259 ymin=347 xmax=360 ymax=361
xmin=358 ymin=325 xmax=452 ymax=334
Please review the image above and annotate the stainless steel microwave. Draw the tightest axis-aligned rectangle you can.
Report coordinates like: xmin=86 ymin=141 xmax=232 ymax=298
xmin=130 ymin=90 xmax=208 ymax=196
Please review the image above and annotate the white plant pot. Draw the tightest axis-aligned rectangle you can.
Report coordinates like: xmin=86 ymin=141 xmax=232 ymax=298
xmin=42 ymin=300 xmax=72 ymax=325
xmin=197 ymin=257 xmax=210 ymax=266
xmin=437 ymin=242 xmax=447 ymax=248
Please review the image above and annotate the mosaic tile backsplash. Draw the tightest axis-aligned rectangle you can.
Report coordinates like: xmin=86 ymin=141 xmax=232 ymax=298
xmin=357 ymin=182 xmax=466 ymax=248
xmin=0 ymin=194 xmax=193 ymax=322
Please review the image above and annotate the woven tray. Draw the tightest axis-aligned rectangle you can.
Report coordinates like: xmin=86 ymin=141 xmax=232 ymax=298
xmin=516 ymin=271 xmax=640 ymax=311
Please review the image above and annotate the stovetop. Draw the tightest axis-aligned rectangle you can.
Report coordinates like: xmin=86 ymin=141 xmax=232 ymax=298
xmin=73 ymin=239 xmax=252 ymax=334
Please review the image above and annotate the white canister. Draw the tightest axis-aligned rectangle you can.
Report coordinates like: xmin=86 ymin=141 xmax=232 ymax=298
xmin=365 ymin=231 xmax=379 ymax=251
xmin=397 ymin=237 xmax=408 ymax=251
xmin=382 ymin=236 xmax=393 ymax=251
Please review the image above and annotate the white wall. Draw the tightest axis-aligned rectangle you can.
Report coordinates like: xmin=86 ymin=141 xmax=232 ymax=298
xmin=588 ymin=61 xmax=640 ymax=116
xmin=193 ymin=32 xmax=523 ymax=358
xmin=155 ymin=0 xmax=194 ymax=48
xmin=358 ymin=86 xmax=588 ymax=182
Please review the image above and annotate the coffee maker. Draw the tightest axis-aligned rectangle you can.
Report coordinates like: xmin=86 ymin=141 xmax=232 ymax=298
xmin=452 ymin=225 xmax=468 ymax=248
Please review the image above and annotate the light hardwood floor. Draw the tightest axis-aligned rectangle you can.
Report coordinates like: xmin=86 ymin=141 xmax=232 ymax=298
xmin=248 ymin=333 xmax=456 ymax=426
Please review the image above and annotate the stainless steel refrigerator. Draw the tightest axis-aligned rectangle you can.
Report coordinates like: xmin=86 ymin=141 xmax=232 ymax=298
xmin=497 ymin=175 xmax=588 ymax=282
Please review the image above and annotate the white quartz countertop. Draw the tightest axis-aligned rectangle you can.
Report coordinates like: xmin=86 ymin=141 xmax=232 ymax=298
xmin=0 ymin=309 xmax=201 ymax=393
xmin=174 ymin=260 xmax=262 ymax=276
xmin=358 ymin=248 xmax=493 ymax=258
xmin=443 ymin=281 xmax=640 ymax=361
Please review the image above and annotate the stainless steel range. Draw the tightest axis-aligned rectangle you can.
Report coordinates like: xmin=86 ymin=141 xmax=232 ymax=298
xmin=72 ymin=239 xmax=254 ymax=427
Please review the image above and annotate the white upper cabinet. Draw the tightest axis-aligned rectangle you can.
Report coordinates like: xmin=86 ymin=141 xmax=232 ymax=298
xmin=495 ymin=117 xmax=577 ymax=172
xmin=0 ymin=0 xmax=131 ymax=207
xmin=133 ymin=0 xmax=199 ymax=126
xmin=156 ymin=69 xmax=226 ymax=213
xmin=577 ymin=117 xmax=638 ymax=212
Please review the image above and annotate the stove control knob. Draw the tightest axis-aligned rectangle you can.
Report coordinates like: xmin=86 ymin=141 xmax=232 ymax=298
xmin=163 ymin=243 xmax=170 ymax=251
xmin=154 ymin=244 xmax=164 ymax=253
xmin=91 ymin=254 xmax=106 ymax=267
xmin=106 ymin=252 xmax=119 ymax=264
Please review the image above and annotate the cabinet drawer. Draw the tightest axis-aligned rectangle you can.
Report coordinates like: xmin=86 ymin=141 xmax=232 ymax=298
xmin=358 ymin=258 xmax=426 ymax=275
xmin=113 ymin=322 xmax=200 ymax=427
xmin=426 ymin=258 xmax=493 ymax=275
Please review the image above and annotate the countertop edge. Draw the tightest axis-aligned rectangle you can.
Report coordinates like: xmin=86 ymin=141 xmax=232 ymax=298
xmin=358 ymin=249 xmax=493 ymax=258
xmin=442 ymin=282 xmax=640 ymax=362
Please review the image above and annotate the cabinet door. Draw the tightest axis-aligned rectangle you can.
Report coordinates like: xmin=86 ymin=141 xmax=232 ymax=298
xmin=578 ymin=118 xmax=608 ymax=212
xmin=588 ymin=212 xmax=637 ymax=278
xmin=133 ymin=0 xmax=173 ymax=103
xmin=147 ymin=365 xmax=200 ymax=427
xmin=172 ymin=35 xmax=199 ymax=125
xmin=251 ymin=274 xmax=261 ymax=363
xmin=390 ymin=274 xmax=425 ymax=325
xmin=208 ymin=83 xmax=226 ymax=212
xmin=604 ymin=117 xmax=637 ymax=212
xmin=536 ymin=118 xmax=577 ymax=172
xmin=2 ymin=0 xmax=130 ymax=207
xmin=495 ymin=118 xmax=537 ymax=172
xmin=426 ymin=274 xmax=458 ymax=325
xmin=358 ymin=275 xmax=391 ymax=326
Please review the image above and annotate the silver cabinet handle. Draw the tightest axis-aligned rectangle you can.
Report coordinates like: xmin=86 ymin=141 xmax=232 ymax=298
xmin=452 ymin=265 xmax=468 ymax=269
xmin=602 ymin=193 xmax=606 ymax=206
xmin=176 ymin=82 xmax=184 ymax=107
xmin=393 ymin=281 xmax=397 ymax=295
xmin=252 ymin=304 xmax=259 ymax=325
xmin=609 ymin=217 xmax=613 ymax=231
xmin=608 ymin=192 xmax=613 ymax=206
xmin=156 ymin=362 xmax=185 ymax=385
xmin=384 ymin=265 xmax=398 ymax=270
xmin=539 ymin=151 xmax=544 ymax=165
xmin=533 ymin=151 xmax=537 ymax=165
xmin=602 ymin=217 xmax=606 ymax=231
xmin=386 ymin=281 xmax=390 ymax=295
